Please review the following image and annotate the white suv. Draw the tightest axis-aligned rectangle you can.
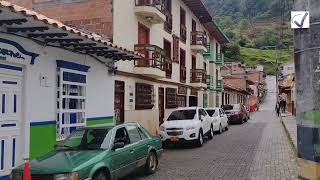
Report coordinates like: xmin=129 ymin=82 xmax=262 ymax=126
xmin=159 ymin=107 xmax=214 ymax=147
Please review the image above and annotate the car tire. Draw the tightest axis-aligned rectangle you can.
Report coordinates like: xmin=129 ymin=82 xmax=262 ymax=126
xmin=208 ymin=125 xmax=214 ymax=140
xmin=145 ymin=152 xmax=158 ymax=175
xmin=218 ymin=124 xmax=223 ymax=134
xmin=162 ymin=141 xmax=168 ymax=149
xmin=241 ymin=119 xmax=244 ymax=124
xmin=225 ymin=124 xmax=229 ymax=131
xmin=92 ymin=170 xmax=108 ymax=180
xmin=196 ymin=130 xmax=204 ymax=147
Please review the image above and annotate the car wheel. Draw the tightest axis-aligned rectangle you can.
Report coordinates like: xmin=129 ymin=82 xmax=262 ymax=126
xmin=241 ymin=119 xmax=244 ymax=124
xmin=196 ymin=130 xmax=204 ymax=147
xmin=225 ymin=124 xmax=229 ymax=131
xmin=145 ymin=152 xmax=158 ymax=175
xmin=208 ymin=125 xmax=214 ymax=140
xmin=92 ymin=170 xmax=108 ymax=180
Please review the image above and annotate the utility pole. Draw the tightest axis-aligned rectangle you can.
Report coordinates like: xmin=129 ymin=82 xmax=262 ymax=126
xmin=294 ymin=1 xmax=320 ymax=179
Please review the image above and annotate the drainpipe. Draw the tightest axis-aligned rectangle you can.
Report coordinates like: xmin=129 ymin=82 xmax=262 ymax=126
xmin=294 ymin=1 xmax=320 ymax=179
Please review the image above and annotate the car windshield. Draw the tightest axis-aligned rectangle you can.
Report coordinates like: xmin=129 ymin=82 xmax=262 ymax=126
xmin=167 ymin=110 xmax=196 ymax=121
xmin=206 ymin=109 xmax=218 ymax=117
xmin=222 ymin=104 xmax=240 ymax=111
xmin=60 ymin=128 xmax=112 ymax=150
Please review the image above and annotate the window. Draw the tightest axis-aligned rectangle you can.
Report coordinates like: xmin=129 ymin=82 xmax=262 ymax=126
xmin=126 ymin=125 xmax=142 ymax=143
xmin=177 ymin=96 xmax=186 ymax=107
xmin=164 ymin=39 xmax=172 ymax=78
xmin=166 ymin=88 xmax=177 ymax=109
xmin=167 ymin=110 xmax=196 ymax=121
xmin=114 ymin=127 xmax=130 ymax=146
xmin=138 ymin=127 xmax=148 ymax=139
xmin=192 ymin=19 xmax=196 ymax=32
xmin=199 ymin=109 xmax=207 ymax=117
xmin=206 ymin=109 xmax=218 ymax=117
xmin=180 ymin=8 xmax=186 ymax=43
xmin=56 ymin=60 xmax=89 ymax=140
xmin=173 ymin=35 xmax=180 ymax=63
xmin=135 ymin=83 xmax=154 ymax=110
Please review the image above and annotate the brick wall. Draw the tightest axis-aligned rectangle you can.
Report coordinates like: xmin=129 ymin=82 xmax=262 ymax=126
xmin=11 ymin=0 xmax=114 ymax=37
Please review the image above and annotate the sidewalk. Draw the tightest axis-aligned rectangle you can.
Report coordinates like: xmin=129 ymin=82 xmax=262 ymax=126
xmin=280 ymin=114 xmax=297 ymax=153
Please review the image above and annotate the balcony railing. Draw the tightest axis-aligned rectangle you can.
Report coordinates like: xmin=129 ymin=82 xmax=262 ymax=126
xmin=164 ymin=9 xmax=172 ymax=33
xmin=135 ymin=0 xmax=165 ymax=13
xmin=180 ymin=25 xmax=187 ymax=43
xmin=134 ymin=44 xmax=165 ymax=71
xmin=165 ymin=58 xmax=172 ymax=78
xmin=215 ymin=53 xmax=224 ymax=65
xmin=203 ymin=44 xmax=212 ymax=56
xmin=191 ymin=31 xmax=207 ymax=46
xmin=180 ymin=66 xmax=186 ymax=83
xmin=190 ymin=69 xmax=206 ymax=84
xmin=207 ymin=75 xmax=214 ymax=90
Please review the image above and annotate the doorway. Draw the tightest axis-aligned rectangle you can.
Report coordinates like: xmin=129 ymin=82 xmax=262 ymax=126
xmin=114 ymin=81 xmax=125 ymax=125
xmin=158 ymin=88 xmax=165 ymax=125
xmin=138 ymin=23 xmax=150 ymax=66
xmin=0 ymin=63 xmax=24 ymax=177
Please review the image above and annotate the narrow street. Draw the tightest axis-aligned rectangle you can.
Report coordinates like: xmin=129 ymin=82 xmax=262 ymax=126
xmin=125 ymin=76 xmax=298 ymax=180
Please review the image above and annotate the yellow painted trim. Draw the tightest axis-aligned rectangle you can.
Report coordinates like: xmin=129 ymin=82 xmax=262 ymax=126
xmin=299 ymin=158 xmax=320 ymax=180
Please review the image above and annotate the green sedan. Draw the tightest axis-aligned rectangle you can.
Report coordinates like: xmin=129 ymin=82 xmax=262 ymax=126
xmin=11 ymin=123 xmax=163 ymax=180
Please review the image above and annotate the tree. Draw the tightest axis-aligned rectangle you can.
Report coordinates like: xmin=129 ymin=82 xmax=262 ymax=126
xmin=222 ymin=43 xmax=241 ymax=61
xmin=238 ymin=19 xmax=250 ymax=35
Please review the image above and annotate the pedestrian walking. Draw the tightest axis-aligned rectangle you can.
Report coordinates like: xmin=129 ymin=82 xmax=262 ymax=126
xmin=275 ymin=102 xmax=280 ymax=117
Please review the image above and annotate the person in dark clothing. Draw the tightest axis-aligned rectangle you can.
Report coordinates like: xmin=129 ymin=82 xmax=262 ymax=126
xmin=275 ymin=102 xmax=280 ymax=117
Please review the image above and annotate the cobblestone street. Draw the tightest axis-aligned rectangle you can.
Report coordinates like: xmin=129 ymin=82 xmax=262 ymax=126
xmin=123 ymin=77 xmax=298 ymax=180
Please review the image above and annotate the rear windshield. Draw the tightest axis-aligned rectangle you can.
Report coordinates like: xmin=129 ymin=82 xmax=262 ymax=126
xmin=222 ymin=104 xmax=240 ymax=110
xmin=206 ymin=110 xmax=217 ymax=117
xmin=167 ymin=110 xmax=196 ymax=121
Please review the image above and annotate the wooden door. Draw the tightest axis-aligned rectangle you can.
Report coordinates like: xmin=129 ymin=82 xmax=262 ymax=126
xmin=158 ymin=88 xmax=165 ymax=125
xmin=192 ymin=55 xmax=196 ymax=69
xmin=115 ymin=81 xmax=125 ymax=125
xmin=138 ymin=23 xmax=150 ymax=66
xmin=192 ymin=19 xmax=196 ymax=32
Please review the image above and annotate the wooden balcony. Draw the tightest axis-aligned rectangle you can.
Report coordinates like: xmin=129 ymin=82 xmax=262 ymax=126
xmin=190 ymin=69 xmax=207 ymax=88
xmin=164 ymin=9 xmax=172 ymax=33
xmin=180 ymin=25 xmax=187 ymax=43
xmin=190 ymin=31 xmax=207 ymax=53
xmin=180 ymin=66 xmax=186 ymax=83
xmin=135 ymin=0 xmax=166 ymax=24
xmin=203 ymin=44 xmax=212 ymax=57
xmin=134 ymin=44 xmax=166 ymax=78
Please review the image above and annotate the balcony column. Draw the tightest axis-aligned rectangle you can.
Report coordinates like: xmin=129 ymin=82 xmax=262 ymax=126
xmin=294 ymin=0 xmax=320 ymax=179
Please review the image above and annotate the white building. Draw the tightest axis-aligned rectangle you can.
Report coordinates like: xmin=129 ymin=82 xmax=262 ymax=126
xmin=0 ymin=2 xmax=139 ymax=178
xmin=112 ymin=0 xmax=229 ymax=133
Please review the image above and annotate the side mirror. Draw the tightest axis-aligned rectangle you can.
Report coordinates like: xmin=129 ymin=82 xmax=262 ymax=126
xmin=112 ymin=142 xmax=125 ymax=150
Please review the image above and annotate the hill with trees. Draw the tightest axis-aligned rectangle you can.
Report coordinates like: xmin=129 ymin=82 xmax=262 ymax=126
xmin=205 ymin=0 xmax=294 ymax=75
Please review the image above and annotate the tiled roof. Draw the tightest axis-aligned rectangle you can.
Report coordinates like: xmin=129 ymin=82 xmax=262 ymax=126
xmin=0 ymin=1 xmax=142 ymax=59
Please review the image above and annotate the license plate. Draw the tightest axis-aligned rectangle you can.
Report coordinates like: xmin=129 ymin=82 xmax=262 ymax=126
xmin=170 ymin=136 xmax=179 ymax=141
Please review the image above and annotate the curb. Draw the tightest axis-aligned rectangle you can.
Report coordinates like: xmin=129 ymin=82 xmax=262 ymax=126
xmin=280 ymin=117 xmax=298 ymax=155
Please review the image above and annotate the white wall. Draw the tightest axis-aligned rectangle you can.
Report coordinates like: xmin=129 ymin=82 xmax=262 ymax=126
xmin=0 ymin=33 xmax=115 ymax=124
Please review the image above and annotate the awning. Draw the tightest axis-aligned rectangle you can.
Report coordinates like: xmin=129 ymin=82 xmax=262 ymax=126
xmin=0 ymin=1 xmax=142 ymax=63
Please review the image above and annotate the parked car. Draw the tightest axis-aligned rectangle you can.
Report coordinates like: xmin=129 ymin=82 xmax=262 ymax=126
xmin=159 ymin=107 xmax=214 ymax=147
xmin=222 ymin=104 xmax=249 ymax=124
xmin=11 ymin=123 xmax=162 ymax=180
xmin=205 ymin=108 xmax=229 ymax=133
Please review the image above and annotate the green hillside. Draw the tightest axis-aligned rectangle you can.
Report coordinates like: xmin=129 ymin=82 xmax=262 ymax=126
xmin=205 ymin=0 xmax=294 ymax=75
xmin=240 ymin=47 xmax=293 ymax=75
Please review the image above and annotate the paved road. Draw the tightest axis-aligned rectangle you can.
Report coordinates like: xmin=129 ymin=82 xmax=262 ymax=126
xmin=123 ymin=76 xmax=298 ymax=180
